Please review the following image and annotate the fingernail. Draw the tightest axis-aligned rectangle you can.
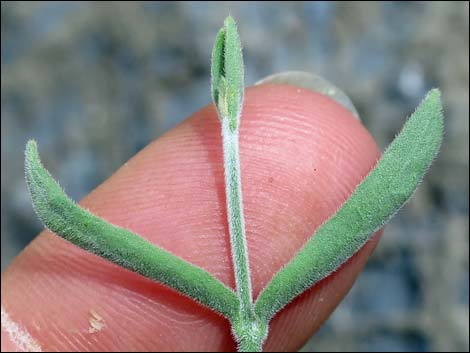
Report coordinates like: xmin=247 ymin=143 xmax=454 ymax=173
xmin=255 ymin=71 xmax=360 ymax=120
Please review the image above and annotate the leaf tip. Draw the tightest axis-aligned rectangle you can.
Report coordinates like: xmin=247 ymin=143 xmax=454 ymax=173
xmin=224 ymin=15 xmax=236 ymax=27
xmin=425 ymin=88 xmax=443 ymax=109
xmin=25 ymin=139 xmax=39 ymax=172
xmin=25 ymin=139 xmax=38 ymax=154
xmin=422 ymin=88 xmax=444 ymax=131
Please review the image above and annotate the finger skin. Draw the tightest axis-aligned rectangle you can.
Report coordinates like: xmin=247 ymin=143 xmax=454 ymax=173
xmin=1 ymin=84 xmax=381 ymax=352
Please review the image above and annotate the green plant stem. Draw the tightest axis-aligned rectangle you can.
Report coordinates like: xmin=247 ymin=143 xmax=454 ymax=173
xmin=231 ymin=311 xmax=268 ymax=352
xmin=212 ymin=17 xmax=262 ymax=350
xmin=221 ymin=118 xmax=254 ymax=322
xmin=222 ymin=117 xmax=268 ymax=352
xmin=237 ymin=336 xmax=263 ymax=352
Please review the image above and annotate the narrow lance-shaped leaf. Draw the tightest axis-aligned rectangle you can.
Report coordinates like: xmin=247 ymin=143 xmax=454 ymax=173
xmin=255 ymin=89 xmax=444 ymax=322
xmin=24 ymin=140 xmax=240 ymax=320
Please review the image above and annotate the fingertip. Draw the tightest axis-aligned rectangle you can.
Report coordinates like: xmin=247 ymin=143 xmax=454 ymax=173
xmin=3 ymin=83 xmax=382 ymax=352
xmin=233 ymin=83 xmax=381 ymax=290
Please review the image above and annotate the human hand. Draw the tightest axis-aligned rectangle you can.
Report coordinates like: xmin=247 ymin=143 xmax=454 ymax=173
xmin=1 ymin=83 xmax=382 ymax=352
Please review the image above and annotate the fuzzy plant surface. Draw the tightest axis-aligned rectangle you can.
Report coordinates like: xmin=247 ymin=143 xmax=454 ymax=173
xmin=24 ymin=16 xmax=444 ymax=352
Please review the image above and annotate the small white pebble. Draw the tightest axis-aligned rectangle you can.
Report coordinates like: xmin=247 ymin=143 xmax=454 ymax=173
xmin=88 ymin=310 xmax=105 ymax=334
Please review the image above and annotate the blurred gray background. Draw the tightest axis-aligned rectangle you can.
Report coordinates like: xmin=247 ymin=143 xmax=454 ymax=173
xmin=1 ymin=2 xmax=468 ymax=352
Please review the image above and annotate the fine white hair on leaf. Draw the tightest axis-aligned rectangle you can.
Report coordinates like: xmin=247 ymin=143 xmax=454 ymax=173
xmin=1 ymin=306 xmax=42 ymax=352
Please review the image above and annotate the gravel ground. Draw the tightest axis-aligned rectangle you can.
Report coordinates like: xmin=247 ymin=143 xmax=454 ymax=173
xmin=1 ymin=2 xmax=468 ymax=351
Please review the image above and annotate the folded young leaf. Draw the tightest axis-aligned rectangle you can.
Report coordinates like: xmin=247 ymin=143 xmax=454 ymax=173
xmin=211 ymin=27 xmax=226 ymax=108
xmin=254 ymin=89 xmax=444 ymax=322
xmin=211 ymin=15 xmax=244 ymax=132
xmin=24 ymin=140 xmax=239 ymax=320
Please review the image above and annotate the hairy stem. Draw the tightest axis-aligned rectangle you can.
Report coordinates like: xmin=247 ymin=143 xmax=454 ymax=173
xmin=231 ymin=314 xmax=268 ymax=352
xmin=211 ymin=16 xmax=259 ymax=346
xmin=222 ymin=117 xmax=254 ymax=321
xmin=237 ymin=336 xmax=264 ymax=352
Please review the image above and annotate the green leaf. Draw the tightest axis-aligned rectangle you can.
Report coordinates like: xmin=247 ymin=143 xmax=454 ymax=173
xmin=254 ymin=89 xmax=444 ymax=322
xmin=211 ymin=15 xmax=244 ymax=132
xmin=24 ymin=140 xmax=239 ymax=320
xmin=211 ymin=27 xmax=225 ymax=107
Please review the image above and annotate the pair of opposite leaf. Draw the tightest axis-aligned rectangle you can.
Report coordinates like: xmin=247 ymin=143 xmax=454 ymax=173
xmin=24 ymin=16 xmax=443 ymax=352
